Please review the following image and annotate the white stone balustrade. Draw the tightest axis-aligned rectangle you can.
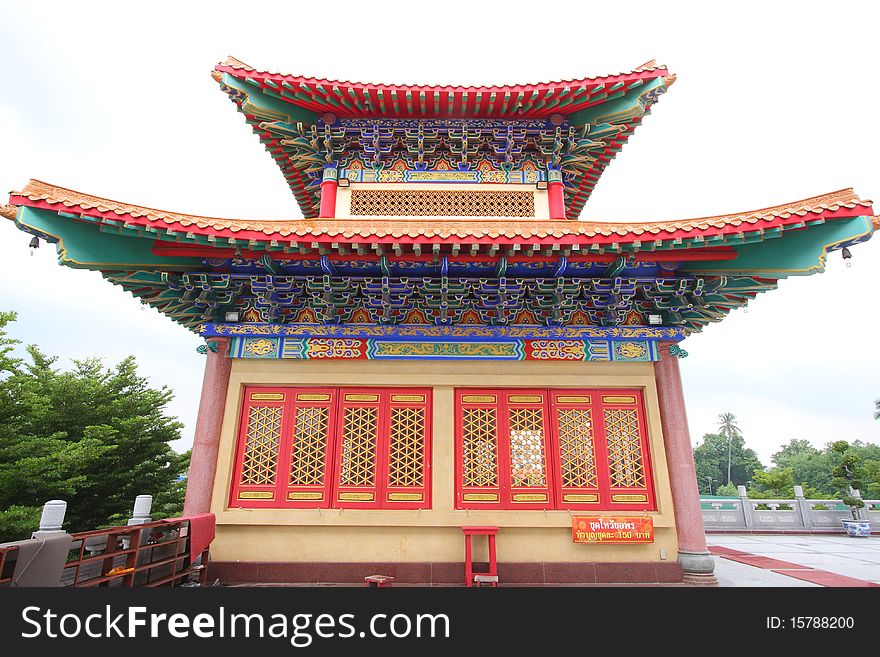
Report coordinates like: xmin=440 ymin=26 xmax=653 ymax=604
xmin=701 ymin=487 xmax=879 ymax=532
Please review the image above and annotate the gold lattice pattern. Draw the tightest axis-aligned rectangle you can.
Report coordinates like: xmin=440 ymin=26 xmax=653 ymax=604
xmin=557 ymin=409 xmax=598 ymax=488
xmin=462 ymin=408 xmax=498 ymax=487
xmin=339 ymin=406 xmax=378 ymax=487
xmin=388 ymin=407 xmax=425 ymax=487
xmin=239 ymin=405 xmax=283 ymax=486
xmin=508 ymin=408 xmax=547 ymax=487
xmin=349 ymin=189 xmax=535 ymax=217
xmin=289 ymin=406 xmax=329 ymax=487
xmin=604 ymin=408 xmax=646 ymax=488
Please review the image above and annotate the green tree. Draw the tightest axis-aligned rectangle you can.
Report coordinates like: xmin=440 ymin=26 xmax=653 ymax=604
xmin=0 ymin=313 xmax=188 ymax=542
xmin=693 ymin=432 xmax=763 ymax=494
xmin=771 ymin=439 xmax=834 ymax=495
xmin=715 ymin=482 xmax=738 ymax=497
xmin=717 ymin=412 xmax=741 ymax=485
xmin=748 ymin=466 xmax=795 ymax=498
xmin=830 ymin=440 xmax=866 ymax=519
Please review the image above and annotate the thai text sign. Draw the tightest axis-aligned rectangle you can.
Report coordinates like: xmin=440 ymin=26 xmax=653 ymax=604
xmin=572 ymin=516 xmax=654 ymax=543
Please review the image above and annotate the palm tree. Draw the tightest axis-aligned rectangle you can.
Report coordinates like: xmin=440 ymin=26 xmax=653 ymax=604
xmin=717 ymin=412 xmax=741 ymax=485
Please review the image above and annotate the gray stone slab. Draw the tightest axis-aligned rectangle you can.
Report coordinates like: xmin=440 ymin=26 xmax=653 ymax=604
xmin=707 ymin=534 xmax=880 ymax=585
xmin=713 ymin=556 xmax=820 ymax=587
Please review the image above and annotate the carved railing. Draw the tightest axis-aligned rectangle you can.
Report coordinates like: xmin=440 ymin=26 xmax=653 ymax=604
xmin=702 ymin=485 xmax=879 ymax=532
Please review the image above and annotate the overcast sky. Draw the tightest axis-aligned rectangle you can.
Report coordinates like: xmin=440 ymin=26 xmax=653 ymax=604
xmin=1 ymin=1 xmax=877 ymax=464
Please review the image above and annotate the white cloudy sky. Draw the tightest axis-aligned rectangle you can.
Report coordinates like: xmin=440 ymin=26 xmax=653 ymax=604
xmin=0 ymin=1 xmax=877 ymax=463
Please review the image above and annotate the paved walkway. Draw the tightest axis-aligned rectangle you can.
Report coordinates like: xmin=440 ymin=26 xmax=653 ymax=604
xmin=707 ymin=534 xmax=880 ymax=587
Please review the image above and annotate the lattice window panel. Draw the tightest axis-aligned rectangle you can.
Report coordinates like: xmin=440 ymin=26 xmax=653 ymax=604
xmin=388 ymin=407 xmax=425 ymax=487
xmin=508 ymin=408 xmax=547 ymax=487
xmin=339 ymin=406 xmax=378 ymax=487
xmin=604 ymin=408 xmax=646 ymax=488
xmin=462 ymin=408 xmax=498 ymax=487
xmin=349 ymin=189 xmax=535 ymax=217
xmin=557 ymin=408 xmax=598 ymax=488
xmin=289 ymin=406 xmax=329 ymax=487
xmin=239 ymin=405 xmax=283 ymax=486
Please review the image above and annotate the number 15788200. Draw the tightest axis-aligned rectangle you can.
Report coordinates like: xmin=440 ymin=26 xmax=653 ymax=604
xmin=766 ymin=617 xmax=854 ymax=630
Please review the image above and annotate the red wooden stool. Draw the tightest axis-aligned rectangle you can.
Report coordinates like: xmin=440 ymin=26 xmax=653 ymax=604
xmin=364 ymin=575 xmax=394 ymax=587
xmin=462 ymin=526 xmax=498 ymax=587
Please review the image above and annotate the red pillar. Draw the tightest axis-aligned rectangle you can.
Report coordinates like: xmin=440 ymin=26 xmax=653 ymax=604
xmin=547 ymin=168 xmax=566 ymax=219
xmin=319 ymin=168 xmax=338 ymax=218
xmin=653 ymin=343 xmax=717 ymax=585
xmin=184 ymin=337 xmax=232 ymax=516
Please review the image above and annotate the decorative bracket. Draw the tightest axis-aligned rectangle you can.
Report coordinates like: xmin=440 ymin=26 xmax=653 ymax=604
xmin=196 ymin=340 xmax=220 ymax=355
xmin=668 ymin=344 xmax=688 ymax=358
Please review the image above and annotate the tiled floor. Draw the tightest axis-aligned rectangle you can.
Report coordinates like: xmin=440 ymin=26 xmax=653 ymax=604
xmin=707 ymin=534 xmax=880 ymax=587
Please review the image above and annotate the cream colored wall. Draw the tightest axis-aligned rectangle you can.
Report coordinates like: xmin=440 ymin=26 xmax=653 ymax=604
xmin=209 ymin=359 xmax=678 ymax=564
xmin=335 ymin=182 xmax=549 ymax=220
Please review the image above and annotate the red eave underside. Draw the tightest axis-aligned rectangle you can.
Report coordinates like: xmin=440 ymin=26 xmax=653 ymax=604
xmin=149 ymin=245 xmax=738 ymax=262
xmin=217 ymin=64 xmax=668 ymax=120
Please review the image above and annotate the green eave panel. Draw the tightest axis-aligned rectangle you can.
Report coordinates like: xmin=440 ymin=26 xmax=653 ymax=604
xmin=566 ymin=77 xmax=664 ymax=125
xmin=679 ymin=216 xmax=874 ymax=277
xmin=222 ymin=74 xmax=318 ymax=124
xmin=16 ymin=207 xmax=202 ymax=270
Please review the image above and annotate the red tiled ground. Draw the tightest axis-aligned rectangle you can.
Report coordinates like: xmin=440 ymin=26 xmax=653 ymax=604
xmin=720 ymin=555 xmax=813 ymax=570
xmin=710 ymin=545 xmax=878 ymax=587
xmin=770 ymin=570 xmax=880 ymax=587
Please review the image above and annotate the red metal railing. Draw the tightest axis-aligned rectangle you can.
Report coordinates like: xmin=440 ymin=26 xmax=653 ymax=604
xmin=60 ymin=518 xmax=209 ymax=588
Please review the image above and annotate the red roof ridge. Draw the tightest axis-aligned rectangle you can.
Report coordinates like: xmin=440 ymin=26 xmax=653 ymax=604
xmin=213 ymin=56 xmax=669 ymax=91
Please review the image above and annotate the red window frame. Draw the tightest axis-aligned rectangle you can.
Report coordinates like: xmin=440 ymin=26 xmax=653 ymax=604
xmin=454 ymin=389 xmax=555 ymax=510
xmin=230 ymin=386 xmax=432 ymax=510
xmin=455 ymin=388 xmax=655 ymax=511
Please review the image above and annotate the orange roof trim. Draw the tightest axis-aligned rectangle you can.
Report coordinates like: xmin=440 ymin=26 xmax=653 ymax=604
xmin=214 ymin=56 xmax=669 ymax=91
xmin=7 ymin=180 xmax=873 ymax=244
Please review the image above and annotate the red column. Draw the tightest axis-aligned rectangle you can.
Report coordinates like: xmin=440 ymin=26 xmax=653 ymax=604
xmin=547 ymin=168 xmax=566 ymax=219
xmin=184 ymin=337 xmax=233 ymax=516
xmin=653 ymin=343 xmax=717 ymax=585
xmin=319 ymin=168 xmax=338 ymax=218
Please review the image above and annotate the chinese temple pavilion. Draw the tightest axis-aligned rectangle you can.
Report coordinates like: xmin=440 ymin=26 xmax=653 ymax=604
xmin=3 ymin=57 xmax=876 ymax=585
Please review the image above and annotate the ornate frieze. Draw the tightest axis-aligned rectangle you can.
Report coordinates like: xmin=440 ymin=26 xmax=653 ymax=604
xmin=229 ymin=334 xmax=663 ymax=362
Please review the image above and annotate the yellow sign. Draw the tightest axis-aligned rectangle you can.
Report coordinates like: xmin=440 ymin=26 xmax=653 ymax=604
xmin=238 ymin=491 xmax=274 ymax=500
xmin=563 ymin=493 xmax=599 ymax=503
xmin=603 ymin=396 xmax=636 ymax=404
xmin=463 ymin=493 xmax=498 ymax=502
xmin=288 ymin=492 xmax=323 ymax=500
xmin=391 ymin=395 xmax=425 ymax=402
xmin=513 ymin=493 xmax=548 ymax=502
xmin=339 ymin=492 xmax=374 ymax=501
xmin=462 ymin=395 xmax=496 ymax=403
